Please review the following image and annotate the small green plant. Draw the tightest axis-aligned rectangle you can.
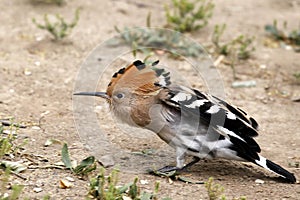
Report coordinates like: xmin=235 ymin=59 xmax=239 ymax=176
xmin=31 ymin=0 xmax=65 ymax=6
xmin=114 ymin=26 xmax=204 ymax=58
xmin=211 ymin=24 xmax=255 ymax=79
xmin=289 ymin=160 xmax=300 ymax=168
xmin=265 ymin=20 xmax=300 ymax=51
xmin=294 ymin=72 xmax=300 ymax=83
xmin=114 ymin=10 xmax=206 ymax=58
xmin=212 ymin=24 xmax=255 ymax=60
xmin=88 ymin=167 xmax=171 ymax=200
xmin=32 ymin=8 xmax=80 ymax=40
xmin=0 ymin=124 xmax=12 ymax=158
xmin=205 ymin=177 xmax=247 ymax=200
xmin=61 ymin=143 xmax=96 ymax=176
xmin=205 ymin=177 xmax=225 ymax=200
xmin=0 ymin=120 xmax=27 ymax=158
xmin=165 ymin=0 xmax=214 ymax=32
xmin=0 ymin=168 xmax=24 ymax=200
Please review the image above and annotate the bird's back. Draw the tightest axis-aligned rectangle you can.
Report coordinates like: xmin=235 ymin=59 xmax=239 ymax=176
xmin=152 ymin=85 xmax=261 ymax=162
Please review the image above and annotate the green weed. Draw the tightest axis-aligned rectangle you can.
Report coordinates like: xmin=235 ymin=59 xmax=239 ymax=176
xmin=265 ymin=20 xmax=300 ymax=51
xmin=0 ymin=120 xmax=27 ymax=158
xmin=293 ymin=72 xmax=300 ymax=82
xmin=0 ymin=119 xmax=29 ymax=199
xmin=205 ymin=177 xmax=225 ymax=200
xmin=212 ymin=24 xmax=255 ymax=60
xmin=211 ymin=24 xmax=255 ymax=79
xmin=0 ymin=168 xmax=24 ymax=200
xmin=0 ymin=125 xmax=12 ymax=158
xmin=31 ymin=0 xmax=65 ymax=6
xmin=114 ymin=26 xmax=204 ymax=58
xmin=165 ymin=0 xmax=214 ymax=32
xmin=61 ymin=143 xmax=96 ymax=176
xmin=32 ymin=8 xmax=80 ymax=40
xmin=205 ymin=177 xmax=247 ymax=200
xmin=114 ymin=9 xmax=207 ymax=58
xmin=87 ymin=167 xmax=171 ymax=200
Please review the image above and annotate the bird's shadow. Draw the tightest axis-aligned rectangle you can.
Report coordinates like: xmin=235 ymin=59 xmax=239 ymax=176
xmin=180 ymin=158 xmax=291 ymax=183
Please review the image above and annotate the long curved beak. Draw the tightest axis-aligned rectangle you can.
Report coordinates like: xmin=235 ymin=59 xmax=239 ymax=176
xmin=73 ymin=92 xmax=109 ymax=99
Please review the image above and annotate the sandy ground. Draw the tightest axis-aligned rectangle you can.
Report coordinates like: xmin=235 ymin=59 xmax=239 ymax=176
xmin=1 ymin=0 xmax=300 ymax=199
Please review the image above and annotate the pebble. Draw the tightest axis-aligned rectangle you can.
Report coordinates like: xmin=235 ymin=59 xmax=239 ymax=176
xmin=122 ymin=196 xmax=132 ymax=200
xmin=31 ymin=126 xmax=41 ymax=130
xmin=255 ymin=179 xmax=264 ymax=184
xmin=140 ymin=179 xmax=149 ymax=185
xmin=33 ymin=187 xmax=43 ymax=193
xmin=66 ymin=177 xmax=75 ymax=182
xmin=259 ymin=64 xmax=267 ymax=69
xmin=59 ymin=179 xmax=73 ymax=189
xmin=232 ymin=80 xmax=256 ymax=88
xmin=24 ymin=68 xmax=32 ymax=76
xmin=35 ymin=36 xmax=43 ymax=41
xmin=34 ymin=61 xmax=41 ymax=66
xmin=3 ymin=130 xmax=16 ymax=135
xmin=98 ymin=155 xmax=115 ymax=167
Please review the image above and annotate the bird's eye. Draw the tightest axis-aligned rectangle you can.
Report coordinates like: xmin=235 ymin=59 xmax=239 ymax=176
xmin=116 ymin=93 xmax=124 ymax=99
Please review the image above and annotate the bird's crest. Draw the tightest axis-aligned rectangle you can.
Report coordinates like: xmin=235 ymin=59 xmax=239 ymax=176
xmin=106 ymin=60 xmax=171 ymax=97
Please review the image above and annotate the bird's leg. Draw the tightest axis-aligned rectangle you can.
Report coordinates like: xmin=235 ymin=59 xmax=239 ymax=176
xmin=157 ymin=147 xmax=200 ymax=173
xmin=155 ymin=148 xmax=185 ymax=173
xmin=157 ymin=156 xmax=200 ymax=173
xmin=181 ymin=156 xmax=200 ymax=170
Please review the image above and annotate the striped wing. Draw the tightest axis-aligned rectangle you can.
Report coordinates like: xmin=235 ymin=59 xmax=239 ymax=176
xmin=159 ymin=85 xmax=261 ymax=156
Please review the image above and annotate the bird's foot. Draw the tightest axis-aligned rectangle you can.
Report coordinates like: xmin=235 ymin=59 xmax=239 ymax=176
xmin=148 ymin=165 xmax=179 ymax=177
xmin=157 ymin=165 xmax=180 ymax=173
xmin=148 ymin=165 xmax=204 ymax=184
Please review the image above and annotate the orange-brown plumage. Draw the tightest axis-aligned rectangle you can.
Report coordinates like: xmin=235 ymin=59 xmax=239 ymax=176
xmin=106 ymin=62 xmax=161 ymax=98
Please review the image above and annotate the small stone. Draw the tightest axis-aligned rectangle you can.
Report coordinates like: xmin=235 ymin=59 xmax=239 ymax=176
xmin=232 ymin=80 xmax=256 ymax=88
xmin=259 ymin=64 xmax=266 ymax=69
xmin=66 ymin=177 xmax=75 ymax=182
xmin=3 ymin=130 xmax=16 ymax=135
xmin=255 ymin=179 xmax=264 ymax=184
xmin=24 ymin=68 xmax=32 ymax=76
xmin=140 ymin=179 xmax=149 ymax=185
xmin=98 ymin=155 xmax=115 ymax=167
xmin=35 ymin=36 xmax=43 ymax=41
xmin=41 ymin=110 xmax=50 ymax=117
xmin=54 ymin=161 xmax=65 ymax=166
xmin=2 ymin=193 xmax=9 ymax=198
xmin=33 ymin=187 xmax=43 ymax=193
xmin=122 ymin=196 xmax=132 ymax=200
xmin=59 ymin=179 xmax=73 ymax=189
xmin=34 ymin=61 xmax=41 ymax=66
xmin=31 ymin=126 xmax=41 ymax=130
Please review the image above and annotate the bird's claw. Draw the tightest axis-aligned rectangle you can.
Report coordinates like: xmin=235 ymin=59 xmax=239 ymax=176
xmin=157 ymin=165 xmax=180 ymax=173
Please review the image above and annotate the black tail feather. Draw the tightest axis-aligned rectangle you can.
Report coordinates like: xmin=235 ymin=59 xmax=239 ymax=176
xmin=255 ymin=155 xmax=296 ymax=183
xmin=265 ymin=159 xmax=296 ymax=183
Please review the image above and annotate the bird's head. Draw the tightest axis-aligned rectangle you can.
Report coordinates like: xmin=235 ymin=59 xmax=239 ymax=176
xmin=74 ymin=60 xmax=171 ymax=125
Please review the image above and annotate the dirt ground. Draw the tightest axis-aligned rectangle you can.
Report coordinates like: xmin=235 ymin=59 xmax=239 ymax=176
xmin=1 ymin=0 xmax=300 ymax=199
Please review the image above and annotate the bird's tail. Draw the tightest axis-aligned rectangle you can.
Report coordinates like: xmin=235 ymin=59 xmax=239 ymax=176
xmin=255 ymin=155 xmax=296 ymax=183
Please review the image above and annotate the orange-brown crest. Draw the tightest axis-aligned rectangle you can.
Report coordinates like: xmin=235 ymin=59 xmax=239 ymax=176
xmin=106 ymin=60 xmax=166 ymax=97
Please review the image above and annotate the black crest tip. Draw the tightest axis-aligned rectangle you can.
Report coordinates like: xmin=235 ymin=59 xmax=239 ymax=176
xmin=118 ymin=68 xmax=125 ymax=74
xmin=133 ymin=60 xmax=146 ymax=70
xmin=152 ymin=60 xmax=159 ymax=66
xmin=112 ymin=72 xmax=118 ymax=78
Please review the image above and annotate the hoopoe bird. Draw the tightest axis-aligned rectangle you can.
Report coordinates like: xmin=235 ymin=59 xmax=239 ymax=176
xmin=74 ymin=60 xmax=296 ymax=183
